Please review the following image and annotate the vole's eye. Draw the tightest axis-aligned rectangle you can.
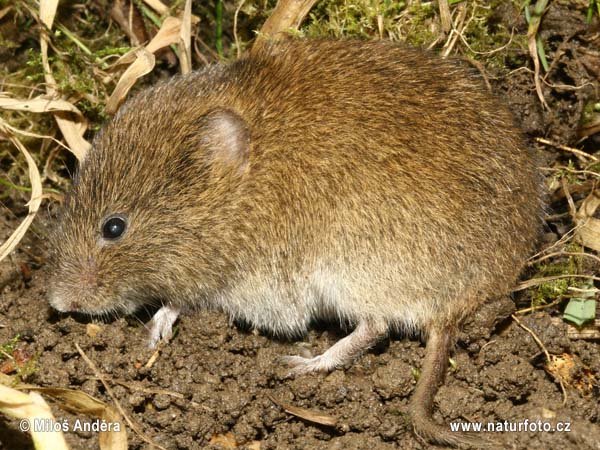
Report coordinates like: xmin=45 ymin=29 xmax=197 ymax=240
xmin=102 ymin=215 xmax=127 ymax=240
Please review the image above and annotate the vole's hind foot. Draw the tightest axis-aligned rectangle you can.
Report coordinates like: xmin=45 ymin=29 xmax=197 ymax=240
xmin=147 ymin=305 xmax=181 ymax=349
xmin=281 ymin=319 xmax=388 ymax=375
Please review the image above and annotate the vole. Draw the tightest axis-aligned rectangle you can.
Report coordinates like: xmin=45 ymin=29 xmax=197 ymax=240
xmin=47 ymin=39 xmax=543 ymax=447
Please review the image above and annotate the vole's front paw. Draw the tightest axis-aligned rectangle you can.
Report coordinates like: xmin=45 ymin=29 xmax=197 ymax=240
xmin=147 ymin=305 xmax=181 ymax=349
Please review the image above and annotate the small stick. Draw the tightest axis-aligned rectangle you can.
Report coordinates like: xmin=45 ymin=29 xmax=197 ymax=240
xmin=527 ymin=250 xmax=600 ymax=266
xmin=535 ymin=137 xmax=598 ymax=162
xmin=514 ymin=274 xmax=600 ymax=292
xmin=75 ymin=343 xmax=167 ymax=450
xmin=437 ymin=0 xmax=452 ymax=33
xmin=233 ymin=0 xmax=247 ymax=59
xmin=511 ymin=314 xmax=568 ymax=404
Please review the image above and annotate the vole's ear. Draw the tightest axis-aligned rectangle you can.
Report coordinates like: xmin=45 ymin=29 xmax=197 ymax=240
xmin=199 ymin=108 xmax=250 ymax=175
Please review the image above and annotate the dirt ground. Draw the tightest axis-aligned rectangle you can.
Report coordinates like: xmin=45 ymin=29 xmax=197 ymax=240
xmin=1 ymin=1 xmax=600 ymax=450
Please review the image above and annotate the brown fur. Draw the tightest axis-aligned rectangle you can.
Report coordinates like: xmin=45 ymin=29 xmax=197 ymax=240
xmin=48 ymin=39 xmax=544 ymax=446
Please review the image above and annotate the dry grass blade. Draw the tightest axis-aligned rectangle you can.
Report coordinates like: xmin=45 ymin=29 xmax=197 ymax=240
xmin=178 ymin=0 xmax=193 ymax=74
xmin=105 ymin=48 xmax=155 ymax=115
xmin=526 ymin=1 xmax=549 ymax=109
xmin=39 ymin=0 xmax=58 ymax=29
xmin=142 ymin=0 xmax=169 ymax=16
xmin=0 ymin=386 xmax=69 ymax=450
xmin=39 ymin=0 xmax=90 ymax=160
xmin=0 ymin=123 xmax=43 ymax=262
xmin=438 ymin=0 xmax=452 ymax=33
xmin=75 ymin=343 xmax=167 ymax=450
xmin=267 ymin=394 xmax=337 ymax=426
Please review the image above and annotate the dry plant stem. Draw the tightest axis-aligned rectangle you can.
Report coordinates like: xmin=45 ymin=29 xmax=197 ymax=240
xmin=528 ymin=250 xmax=600 ymax=266
xmin=515 ymin=273 xmax=600 ymax=291
xmin=562 ymin=177 xmax=577 ymax=219
xmin=234 ymin=0 xmax=247 ymax=58
xmin=510 ymin=314 xmax=568 ymax=404
xmin=75 ymin=343 xmax=167 ymax=450
xmin=528 ymin=225 xmax=581 ymax=264
xmin=541 ymin=166 xmax=600 ymax=178
xmin=437 ymin=0 xmax=452 ymax=33
xmin=527 ymin=2 xmax=549 ymax=109
xmin=142 ymin=0 xmax=169 ymax=15
xmin=178 ymin=0 xmax=192 ymax=74
xmin=39 ymin=0 xmax=90 ymax=160
xmin=535 ymin=137 xmax=598 ymax=162
xmin=192 ymin=38 xmax=210 ymax=65
xmin=441 ymin=3 xmax=468 ymax=58
xmin=252 ymin=0 xmax=318 ymax=52
xmin=515 ymin=296 xmax=565 ymax=315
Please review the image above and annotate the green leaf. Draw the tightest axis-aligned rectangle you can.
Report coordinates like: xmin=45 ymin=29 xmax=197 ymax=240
xmin=563 ymin=298 xmax=597 ymax=326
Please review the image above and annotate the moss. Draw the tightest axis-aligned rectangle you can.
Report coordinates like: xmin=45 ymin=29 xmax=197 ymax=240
xmin=300 ymin=0 xmax=437 ymax=46
xmin=530 ymin=256 xmax=579 ymax=307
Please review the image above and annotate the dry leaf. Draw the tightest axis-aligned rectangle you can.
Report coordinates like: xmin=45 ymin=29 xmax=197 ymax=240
xmin=545 ymin=353 xmax=597 ymax=396
xmin=575 ymin=189 xmax=600 ymax=251
xmin=105 ymin=14 xmax=193 ymax=114
xmin=209 ymin=432 xmax=261 ymax=449
xmin=110 ymin=0 xmax=149 ymax=46
xmin=146 ymin=16 xmax=182 ymax=55
xmin=0 ymin=125 xmax=43 ymax=262
xmin=0 ymin=386 xmax=69 ymax=450
xmin=105 ymin=48 xmax=155 ymax=115
xmin=267 ymin=394 xmax=337 ymax=426
xmin=0 ymin=94 xmax=82 ymax=114
xmin=86 ymin=323 xmax=103 ymax=338
xmin=29 ymin=388 xmax=127 ymax=450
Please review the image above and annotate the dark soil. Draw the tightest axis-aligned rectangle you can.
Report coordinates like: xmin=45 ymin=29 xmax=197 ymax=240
xmin=1 ymin=1 xmax=599 ymax=450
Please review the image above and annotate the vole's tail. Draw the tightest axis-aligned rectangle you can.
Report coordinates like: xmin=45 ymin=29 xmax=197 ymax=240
xmin=410 ymin=325 xmax=491 ymax=448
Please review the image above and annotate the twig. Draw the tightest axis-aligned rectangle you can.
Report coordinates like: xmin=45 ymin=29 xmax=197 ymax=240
xmin=535 ymin=137 xmax=598 ymax=162
xmin=515 ymin=274 xmax=600 ymax=292
xmin=514 ymin=296 xmax=565 ymax=315
xmin=233 ymin=0 xmax=247 ymax=59
xmin=75 ymin=343 xmax=167 ymax=450
xmin=438 ymin=0 xmax=452 ymax=34
xmin=528 ymin=250 xmax=600 ymax=266
xmin=510 ymin=314 xmax=568 ymax=404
